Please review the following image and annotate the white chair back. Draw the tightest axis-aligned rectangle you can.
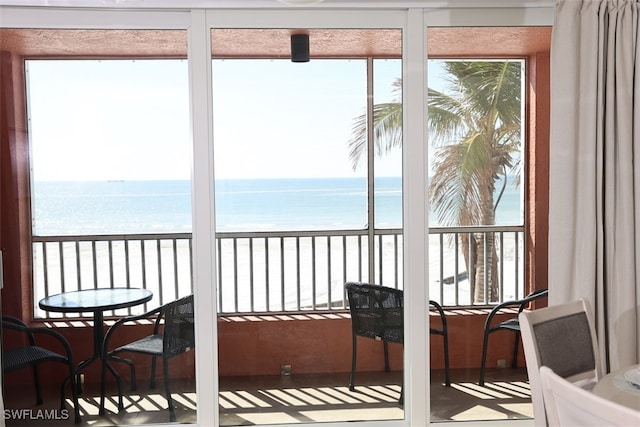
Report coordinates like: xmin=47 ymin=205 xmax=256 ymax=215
xmin=519 ymin=298 xmax=602 ymax=427
xmin=540 ymin=366 xmax=640 ymax=427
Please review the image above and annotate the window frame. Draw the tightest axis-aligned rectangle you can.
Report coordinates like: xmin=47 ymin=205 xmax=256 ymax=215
xmin=0 ymin=4 xmax=553 ymax=427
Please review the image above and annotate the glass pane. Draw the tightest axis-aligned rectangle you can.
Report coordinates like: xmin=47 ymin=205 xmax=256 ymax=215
xmin=212 ymin=28 xmax=404 ymax=425
xmin=427 ymin=57 xmax=526 ymax=308
xmin=4 ymin=28 xmax=197 ymax=425
xmin=425 ymin=26 xmax=550 ymax=424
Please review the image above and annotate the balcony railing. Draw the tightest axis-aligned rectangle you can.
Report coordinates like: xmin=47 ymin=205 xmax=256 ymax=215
xmin=32 ymin=225 xmax=524 ymax=319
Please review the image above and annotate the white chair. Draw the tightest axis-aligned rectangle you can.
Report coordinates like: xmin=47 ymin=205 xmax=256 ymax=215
xmin=519 ymin=299 xmax=602 ymax=427
xmin=540 ymin=366 xmax=640 ymax=427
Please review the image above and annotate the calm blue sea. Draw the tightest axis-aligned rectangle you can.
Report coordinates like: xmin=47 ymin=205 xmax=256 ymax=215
xmin=32 ymin=177 xmax=522 ymax=236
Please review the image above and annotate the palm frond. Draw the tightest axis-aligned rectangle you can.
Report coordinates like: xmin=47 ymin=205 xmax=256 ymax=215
xmin=347 ymin=60 xmax=522 ymax=224
xmin=427 ymin=88 xmax=466 ymax=146
xmin=347 ymin=102 xmax=402 ymax=171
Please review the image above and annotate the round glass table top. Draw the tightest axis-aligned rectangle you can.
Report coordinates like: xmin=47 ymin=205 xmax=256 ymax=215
xmin=39 ymin=288 xmax=153 ymax=313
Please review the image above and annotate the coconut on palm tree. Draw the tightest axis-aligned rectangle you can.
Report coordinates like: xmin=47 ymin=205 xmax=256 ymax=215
xmin=348 ymin=60 xmax=522 ymax=304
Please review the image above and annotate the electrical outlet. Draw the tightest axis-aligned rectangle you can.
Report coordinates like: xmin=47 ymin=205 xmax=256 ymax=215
xmin=280 ymin=364 xmax=292 ymax=376
xmin=497 ymin=359 xmax=507 ymax=368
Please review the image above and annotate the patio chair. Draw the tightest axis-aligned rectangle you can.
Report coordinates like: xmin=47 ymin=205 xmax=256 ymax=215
xmin=539 ymin=366 xmax=637 ymax=427
xmin=519 ymin=299 xmax=602 ymax=427
xmin=99 ymin=294 xmax=194 ymax=422
xmin=1 ymin=315 xmax=81 ymax=424
xmin=345 ymin=282 xmax=450 ymax=404
xmin=478 ymin=288 xmax=548 ymax=386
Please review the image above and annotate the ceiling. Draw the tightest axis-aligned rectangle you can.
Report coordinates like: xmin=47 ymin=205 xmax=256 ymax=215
xmin=0 ymin=0 xmax=557 ymax=9
xmin=0 ymin=27 xmax=550 ymax=58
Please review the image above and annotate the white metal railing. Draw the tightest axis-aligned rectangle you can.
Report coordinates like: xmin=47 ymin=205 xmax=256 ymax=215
xmin=32 ymin=225 xmax=524 ymax=318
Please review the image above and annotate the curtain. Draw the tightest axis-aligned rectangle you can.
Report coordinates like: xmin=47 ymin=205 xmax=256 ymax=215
xmin=549 ymin=0 xmax=639 ymax=372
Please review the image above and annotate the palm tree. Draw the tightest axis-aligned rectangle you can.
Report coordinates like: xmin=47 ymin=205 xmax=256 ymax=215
xmin=348 ymin=61 xmax=522 ymax=304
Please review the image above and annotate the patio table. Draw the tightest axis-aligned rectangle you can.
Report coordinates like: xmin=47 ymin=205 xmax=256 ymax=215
xmin=39 ymin=287 xmax=153 ymax=389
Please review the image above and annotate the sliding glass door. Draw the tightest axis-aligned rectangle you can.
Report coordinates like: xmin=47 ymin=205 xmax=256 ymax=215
xmin=206 ymin=10 xmax=423 ymax=425
xmin=0 ymin=8 xmax=196 ymax=426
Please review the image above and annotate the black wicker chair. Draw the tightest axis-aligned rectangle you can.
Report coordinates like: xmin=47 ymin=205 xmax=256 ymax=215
xmin=478 ymin=288 xmax=548 ymax=386
xmin=1 ymin=315 xmax=81 ymax=424
xmin=99 ymin=294 xmax=194 ymax=422
xmin=345 ymin=282 xmax=450 ymax=404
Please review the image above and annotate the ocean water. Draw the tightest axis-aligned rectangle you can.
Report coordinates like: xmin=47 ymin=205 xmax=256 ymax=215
xmin=33 ymin=180 xmax=193 ymax=236
xmin=32 ymin=177 xmax=522 ymax=236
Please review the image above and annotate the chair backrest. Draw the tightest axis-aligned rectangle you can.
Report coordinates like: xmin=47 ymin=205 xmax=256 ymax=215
xmin=162 ymin=294 xmax=195 ymax=357
xmin=539 ymin=366 xmax=639 ymax=427
xmin=519 ymin=298 xmax=601 ymax=427
xmin=345 ymin=282 xmax=403 ymax=344
xmin=517 ymin=288 xmax=549 ymax=311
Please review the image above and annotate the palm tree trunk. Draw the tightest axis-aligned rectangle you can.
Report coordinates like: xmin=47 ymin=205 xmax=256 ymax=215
xmin=473 ymin=181 xmax=499 ymax=303
xmin=460 ymin=233 xmax=476 ymax=301
xmin=473 ymin=232 xmax=487 ymax=303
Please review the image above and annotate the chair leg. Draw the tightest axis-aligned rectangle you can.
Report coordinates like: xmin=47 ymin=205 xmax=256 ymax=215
xmin=32 ymin=365 xmax=43 ymax=405
xmin=114 ymin=364 xmax=125 ymax=411
xmin=109 ymin=354 xmax=137 ymax=391
xmin=348 ymin=334 xmax=357 ymax=391
xmin=479 ymin=329 xmax=491 ymax=386
xmin=442 ymin=331 xmax=451 ymax=387
xmin=511 ymin=331 xmax=520 ymax=368
xmin=430 ymin=301 xmax=451 ymax=387
xmin=60 ymin=380 xmax=66 ymax=411
xmin=66 ymin=363 xmax=81 ymax=424
xmin=383 ymin=341 xmax=390 ymax=372
xmin=399 ymin=348 xmax=404 ymax=405
xmin=75 ymin=372 xmax=83 ymax=395
xmin=150 ymin=356 xmax=157 ymax=389
xmin=163 ymin=358 xmax=176 ymax=422
xmin=61 ymin=375 xmax=71 ymax=403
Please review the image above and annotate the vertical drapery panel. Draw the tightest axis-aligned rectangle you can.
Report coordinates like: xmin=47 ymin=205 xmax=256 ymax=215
xmin=549 ymin=0 xmax=639 ymax=371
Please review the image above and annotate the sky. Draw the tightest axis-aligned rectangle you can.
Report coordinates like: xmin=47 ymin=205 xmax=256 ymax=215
xmin=28 ymin=59 xmax=191 ymax=182
xmin=212 ymin=58 xmax=403 ymax=179
xmin=27 ymin=57 xmax=413 ymax=182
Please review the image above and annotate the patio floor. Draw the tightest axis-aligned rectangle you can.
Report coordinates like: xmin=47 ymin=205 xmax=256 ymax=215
xmin=3 ymin=368 xmax=532 ymax=426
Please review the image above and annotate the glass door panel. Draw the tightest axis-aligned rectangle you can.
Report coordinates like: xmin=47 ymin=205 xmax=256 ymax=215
xmin=425 ymin=25 xmax=551 ymax=424
xmin=211 ymin=27 xmax=405 ymax=425
xmin=2 ymin=26 xmax=196 ymax=425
